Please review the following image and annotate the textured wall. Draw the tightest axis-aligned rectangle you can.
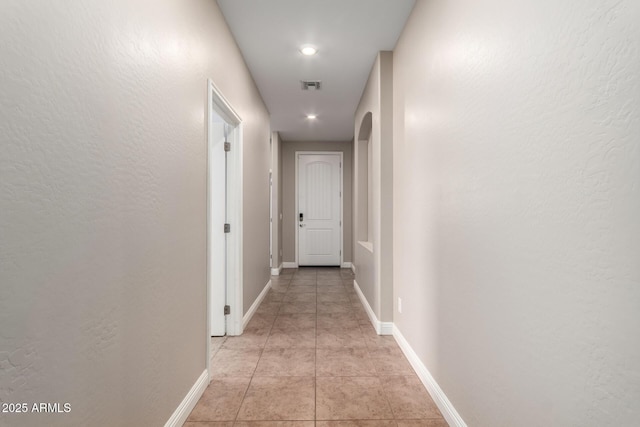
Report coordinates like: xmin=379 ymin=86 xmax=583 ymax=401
xmin=271 ymin=132 xmax=282 ymax=269
xmin=279 ymin=136 xmax=284 ymax=267
xmin=281 ymin=141 xmax=353 ymax=264
xmin=393 ymin=0 xmax=640 ymax=425
xmin=354 ymin=53 xmax=394 ymax=322
xmin=0 ymin=1 xmax=270 ymax=426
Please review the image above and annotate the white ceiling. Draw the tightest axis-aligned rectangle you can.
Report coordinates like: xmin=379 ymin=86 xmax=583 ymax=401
xmin=217 ymin=0 xmax=416 ymax=142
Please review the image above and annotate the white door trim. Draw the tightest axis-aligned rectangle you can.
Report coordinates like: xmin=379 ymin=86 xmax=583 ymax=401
xmin=269 ymin=169 xmax=273 ymax=269
xmin=207 ymin=79 xmax=243 ymax=382
xmin=294 ymin=151 xmax=343 ymax=267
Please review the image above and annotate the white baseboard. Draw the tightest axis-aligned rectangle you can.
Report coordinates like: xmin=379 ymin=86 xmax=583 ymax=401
xmin=341 ymin=262 xmax=352 ymax=269
xmin=351 ymin=264 xmax=356 ymax=274
xmin=393 ymin=325 xmax=467 ymax=427
xmin=242 ymin=279 xmax=271 ymax=330
xmin=164 ymin=369 xmax=209 ymax=427
xmin=270 ymin=264 xmax=283 ymax=276
xmin=282 ymin=262 xmax=298 ymax=269
xmin=353 ymin=280 xmax=392 ymax=336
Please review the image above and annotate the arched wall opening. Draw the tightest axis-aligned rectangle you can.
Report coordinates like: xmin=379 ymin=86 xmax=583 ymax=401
xmin=357 ymin=111 xmax=373 ymax=246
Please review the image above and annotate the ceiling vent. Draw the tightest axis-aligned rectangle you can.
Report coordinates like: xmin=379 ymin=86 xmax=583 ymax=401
xmin=301 ymin=80 xmax=322 ymax=90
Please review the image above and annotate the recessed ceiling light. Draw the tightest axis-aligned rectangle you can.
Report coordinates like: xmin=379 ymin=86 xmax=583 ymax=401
xmin=300 ymin=45 xmax=317 ymax=56
xmin=306 ymin=114 xmax=317 ymax=119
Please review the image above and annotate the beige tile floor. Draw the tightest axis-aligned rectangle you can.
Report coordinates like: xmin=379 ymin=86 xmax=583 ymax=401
xmin=185 ymin=267 xmax=448 ymax=427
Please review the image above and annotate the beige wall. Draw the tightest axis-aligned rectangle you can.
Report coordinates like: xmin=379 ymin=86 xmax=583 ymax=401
xmin=353 ymin=52 xmax=394 ymax=322
xmin=281 ymin=141 xmax=353 ymax=264
xmin=393 ymin=0 xmax=640 ymax=425
xmin=0 ymin=1 xmax=270 ymax=426
xmin=242 ymin=114 xmax=272 ymax=313
xmin=279 ymin=137 xmax=284 ymax=266
xmin=270 ymin=132 xmax=282 ymax=269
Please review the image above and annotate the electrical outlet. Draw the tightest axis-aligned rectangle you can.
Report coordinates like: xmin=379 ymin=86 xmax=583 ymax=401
xmin=398 ymin=298 xmax=402 ymax=314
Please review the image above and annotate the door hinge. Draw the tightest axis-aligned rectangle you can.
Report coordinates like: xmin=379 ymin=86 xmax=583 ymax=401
xmin=224 ymin=142 xmax=231 ymax=152
xmin=224 ymin=223 xmax=230 ymax=233
xmin=224 ymin=305 xmax=230 ymax=315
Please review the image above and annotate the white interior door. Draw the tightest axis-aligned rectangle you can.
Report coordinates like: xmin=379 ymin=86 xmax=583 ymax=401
xmin=297 ymin=153 xmax=342 ymax=266
xmin=209 ymin=114 xmax=229 ymax=337
xmin=207 ymin=77 xmax=244 ymax=383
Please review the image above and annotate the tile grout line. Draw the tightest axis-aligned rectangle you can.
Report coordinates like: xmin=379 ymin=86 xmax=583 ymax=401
xmin=233 ymin=367 xmax=254 ymax=422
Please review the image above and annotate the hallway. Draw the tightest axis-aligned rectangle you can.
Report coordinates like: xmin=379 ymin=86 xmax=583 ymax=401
xmin=3 ymin=1 xmax=639 ymax=426
xmin=185 ymin=268 xmax=446 ymax=426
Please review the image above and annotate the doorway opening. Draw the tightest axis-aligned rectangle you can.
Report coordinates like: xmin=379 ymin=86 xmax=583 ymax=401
xmin=295 ymin=151 xmax=343 ymax=267
xmin=207 ymin=79 xmax=243 ymax=378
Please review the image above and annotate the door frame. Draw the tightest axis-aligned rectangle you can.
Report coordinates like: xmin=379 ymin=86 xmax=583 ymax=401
xmin=207 ymin=79 xmax=244 ymax=381
xmin=294 ymin=151 xmax=344 ymax=267
xmin=269 ymin=169 xmax=273 ymax=269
